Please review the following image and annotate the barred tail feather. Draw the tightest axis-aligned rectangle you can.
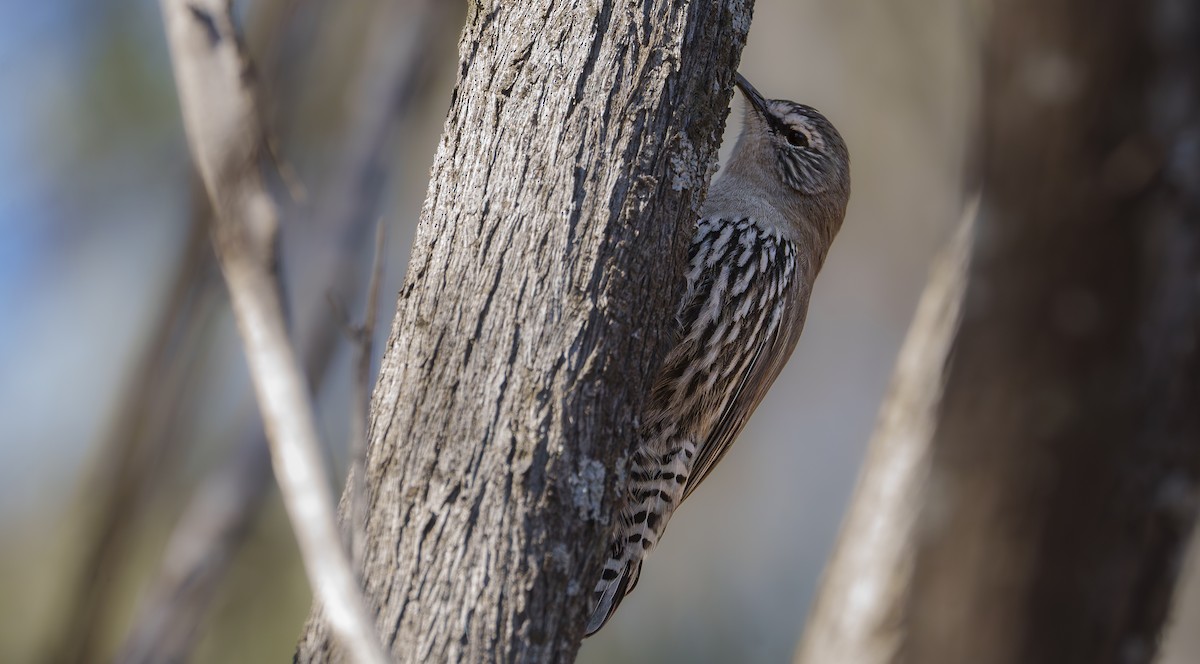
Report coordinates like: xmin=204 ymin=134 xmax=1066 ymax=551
xmin=585 ymin=558 xmax=641 ymax=636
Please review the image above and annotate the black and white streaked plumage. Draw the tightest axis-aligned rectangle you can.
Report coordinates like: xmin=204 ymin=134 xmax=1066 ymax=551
xmin=585 ymin=74 xmax=850 ymax=636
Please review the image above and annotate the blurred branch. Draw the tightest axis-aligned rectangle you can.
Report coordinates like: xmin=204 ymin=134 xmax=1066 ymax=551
xmin=252 ymin=0 xmax=328 ymax=139
xmin=797 ymin=1 xmax=1200 ymax=662
xmin=795 ymin=203 xmax=974 ymax=664
xmin=118 ymin=2 xmax=449 ymax=660
xmin=329 ymin=221 xmax=387 ymax=566
xmin=159 ymin=2 xmax=386 ymax=663
xmin=113 ymin=428 xmax=272 ymax=664
xmin=349 ymin=222 xmax=386 ymax=565
xmin=51 ymin=2 xmax=321 ymax=660
xmin=302 ymin=0 xmax=444 ymax=310
xmin=50 ymin=188 xmax=217 ymax=664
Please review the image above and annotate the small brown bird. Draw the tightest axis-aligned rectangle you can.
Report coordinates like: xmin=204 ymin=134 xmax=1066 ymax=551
xmin=586 ymin=73 xmax=851 ymax=635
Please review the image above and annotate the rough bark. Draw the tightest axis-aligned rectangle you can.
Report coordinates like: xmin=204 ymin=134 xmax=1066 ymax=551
xmin=296 ymin=1 xmax=754 ymax=661
xmin=797 ymin=1 xmax=1200 ymax=663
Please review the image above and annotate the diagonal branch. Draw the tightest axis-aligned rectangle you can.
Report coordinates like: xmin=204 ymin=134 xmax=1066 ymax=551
xmin=120 ymin=2 xmax=449 ymax=658
xmin=114 ymin=426 xmax=272 ymax=664
xmin=332 ymin=221 xmax=388 ymax=567
xmin=159 ymin=2 xmax=386 ymax=662
xmin=51 ymin=193 xmax=216 ymax=664
xmin=795 ymin=202 xmax=974 ymax=663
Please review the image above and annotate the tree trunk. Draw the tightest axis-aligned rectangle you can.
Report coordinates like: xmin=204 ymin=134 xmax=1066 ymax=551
xmin=296 ymin=1 xmax=754 ymax=661
xmin=797 ymin=1 xmax=1200 ymax=663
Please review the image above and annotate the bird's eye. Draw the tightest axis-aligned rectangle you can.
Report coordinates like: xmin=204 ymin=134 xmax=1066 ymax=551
xmin=784 ymin=129 xmax=809 ymax=148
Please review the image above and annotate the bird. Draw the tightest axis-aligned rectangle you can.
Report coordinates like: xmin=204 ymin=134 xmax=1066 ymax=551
xmin=585 ymin=73 xmax=851 ymax=636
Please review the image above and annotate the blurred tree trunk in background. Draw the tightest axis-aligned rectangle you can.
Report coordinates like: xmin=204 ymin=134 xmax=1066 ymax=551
xmin=295 ymin=1 xmax=754 ymax=661
xmin=797 ymin=1 xmax=1200 ymax=663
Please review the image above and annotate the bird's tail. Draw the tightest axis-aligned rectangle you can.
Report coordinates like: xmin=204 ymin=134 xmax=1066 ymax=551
xmin=584 ymin=553 xmax=642 ymax=636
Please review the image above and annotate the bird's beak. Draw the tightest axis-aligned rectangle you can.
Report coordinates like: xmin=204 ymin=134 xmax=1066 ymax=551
xmin=734 ymin=73 xmax=771 ymax=118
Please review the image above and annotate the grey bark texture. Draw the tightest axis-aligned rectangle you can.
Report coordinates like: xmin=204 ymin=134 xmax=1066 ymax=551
xmin=797 ymin=1 xmax=1200 ymax=663
xmin=295 ymin=1 xmax=754 ymax=661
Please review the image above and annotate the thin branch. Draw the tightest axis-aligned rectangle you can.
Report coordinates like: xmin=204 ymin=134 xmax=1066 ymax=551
xmin=119 ymin=2 xmax=447 ymax=658
xmin=795 ymin=201 xmax=975 ymax=664
xmin=63 ymin=2 xmax=318 ymax=658
xmin=50 ymin=198 xmax=215 ymax=664
xmin=301 ymin=0 xmax=445 ymax=306
xmin=348 ymin=220 xmax=386 ymax=566
xmin=114 ymin=430 xmax=272 ymax=664
xmin=159 ymin=2 xmax=386 ymax=662
xmin=329 ymin=220 xmax=388 ymax=566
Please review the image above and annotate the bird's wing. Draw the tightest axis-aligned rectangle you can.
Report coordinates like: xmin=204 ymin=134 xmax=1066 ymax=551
xmin=670 ymin=217 xmax=808 ymax=502
xmin=681 ymin=311 xmax=799 ymax=501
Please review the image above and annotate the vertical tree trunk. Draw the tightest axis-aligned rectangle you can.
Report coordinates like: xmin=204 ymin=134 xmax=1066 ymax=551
xmin=797 ymin=1 xmax=1200 ymax=663
xmin=296 ymin=1 xmax=754 ymax=661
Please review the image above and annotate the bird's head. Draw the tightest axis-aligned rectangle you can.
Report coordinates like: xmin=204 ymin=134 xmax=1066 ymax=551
xmin=729 ymin=74 xmax=850 ymax=213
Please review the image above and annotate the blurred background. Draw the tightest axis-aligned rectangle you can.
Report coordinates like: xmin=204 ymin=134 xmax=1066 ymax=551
xmin=1 ymin=1 xmax=1197 ymax=662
